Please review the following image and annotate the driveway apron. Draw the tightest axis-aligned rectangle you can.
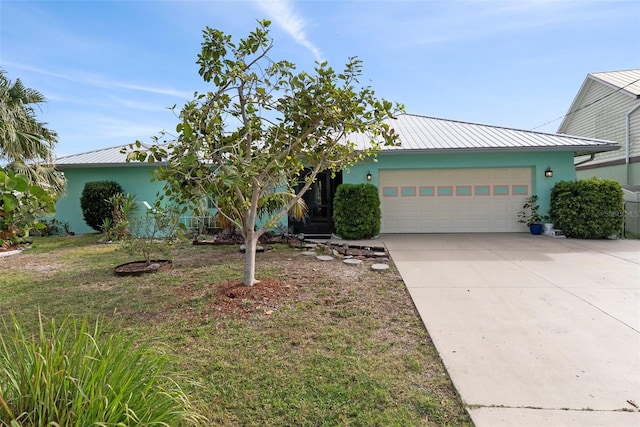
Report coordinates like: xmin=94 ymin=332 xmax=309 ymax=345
xmin=382 ymin=233 xmax=640 ymax=427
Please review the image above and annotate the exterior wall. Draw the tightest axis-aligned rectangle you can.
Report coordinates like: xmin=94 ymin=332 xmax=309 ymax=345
xmin=343 ymin=150 xmax=577 ymax=217
xmin=631 ymin=106 xmax=640 ymax=159
xmin=560 ymin=78 xmax=640 ymax=185
xmin=54 ymin=166 xmax=165 ymax=235
xmin=55 ymin=165 xmax=287 ymax=236
xmin=577 ymin=162 xmax=640 ymax=185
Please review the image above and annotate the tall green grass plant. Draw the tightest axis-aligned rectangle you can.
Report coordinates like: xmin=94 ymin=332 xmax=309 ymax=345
xmin=0 ymin=313 xmax=204 ymax=426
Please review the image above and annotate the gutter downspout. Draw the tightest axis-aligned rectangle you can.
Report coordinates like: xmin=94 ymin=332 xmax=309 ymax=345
xmin=575 ymin=153 xmax=595 ymax=167
xmin=626 ymin=101 xmax=640 ymax=186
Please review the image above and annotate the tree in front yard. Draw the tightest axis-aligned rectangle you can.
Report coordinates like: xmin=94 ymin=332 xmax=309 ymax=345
xmin=127 ymin=20 xmax=402 ymax=286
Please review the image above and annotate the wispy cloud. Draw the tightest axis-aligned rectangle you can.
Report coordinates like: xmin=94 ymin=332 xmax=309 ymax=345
xmin=5 ymin=61 xmax=192 ymax=99
xmin=382 ymin=1 xmax=612 ymax=49
xmin=254 ymin=0 xmax=323 ymax=61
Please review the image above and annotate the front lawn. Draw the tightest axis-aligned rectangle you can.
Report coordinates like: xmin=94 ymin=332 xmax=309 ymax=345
xmin=0 ymin=235 xmax=472 ymax=426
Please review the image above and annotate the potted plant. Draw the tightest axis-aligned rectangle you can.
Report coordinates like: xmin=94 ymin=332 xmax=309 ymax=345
xmin=517 ymin=195 xmax=544 ymax=235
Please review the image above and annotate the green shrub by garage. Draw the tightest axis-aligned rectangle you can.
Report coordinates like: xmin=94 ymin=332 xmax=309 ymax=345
xmin=80 ymin=180 xmax=125 ymax=232
xmin=549 ymin=178 xmax=623 ymax=239
xmin=333 ymin=183 xmax=380 ymax=239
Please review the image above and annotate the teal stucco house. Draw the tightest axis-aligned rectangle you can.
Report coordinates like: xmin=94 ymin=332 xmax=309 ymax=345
xmin=54 ymin=113 xmax=618 ymax=235
xmin=54 ymin=145 xmax=166 ymax=235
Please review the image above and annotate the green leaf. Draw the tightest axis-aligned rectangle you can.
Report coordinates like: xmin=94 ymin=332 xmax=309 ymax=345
xmin=2 ymin=194 xmax=19 ymax=212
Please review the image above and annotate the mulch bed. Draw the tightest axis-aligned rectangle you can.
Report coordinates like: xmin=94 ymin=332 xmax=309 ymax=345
xmin=114 ymin=260 xmax=173 ymax=276
xmin=211 ymin=278 xmax=293 ymax=316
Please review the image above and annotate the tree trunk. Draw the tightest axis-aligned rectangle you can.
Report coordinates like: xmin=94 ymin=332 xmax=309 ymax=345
xmin=242 ymin=229 xmax=259 ymax=286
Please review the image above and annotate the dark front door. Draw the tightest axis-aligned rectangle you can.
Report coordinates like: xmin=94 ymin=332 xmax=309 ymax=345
xmin=289 ymin=170 xmax=342 ymax=236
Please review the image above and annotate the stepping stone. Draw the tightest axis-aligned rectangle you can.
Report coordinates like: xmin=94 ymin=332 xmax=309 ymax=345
xmin=376 ymin=257 xmax=390 ymax=263
xmin=302 ymin=251 xmax=317 ymax=256
xmin=373 ymin=252 xmax=386 ymax=257
xmin=316 ymin=255 xmax=334 ymax=261
xmin=343 ymin=258 xmax=362 ymax=265
xmin=344 ymin=255 xmax=354 ymax=259
xmin=371 ymin=263 xmax=389 ymax=271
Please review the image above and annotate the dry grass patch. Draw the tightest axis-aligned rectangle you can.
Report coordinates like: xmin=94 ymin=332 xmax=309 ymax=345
xmin=0 ymin=236 xmax=472 ymax=426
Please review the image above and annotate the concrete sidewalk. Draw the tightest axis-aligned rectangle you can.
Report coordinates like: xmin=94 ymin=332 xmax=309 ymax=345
xmin=381 ymin=233 xmax=640 ymax=427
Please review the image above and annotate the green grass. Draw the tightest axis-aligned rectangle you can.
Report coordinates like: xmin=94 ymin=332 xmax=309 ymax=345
xmin=0 ymin=313 xmax=203 ymax=426
xmin=0 ymin=236 xmax=472 ymax=426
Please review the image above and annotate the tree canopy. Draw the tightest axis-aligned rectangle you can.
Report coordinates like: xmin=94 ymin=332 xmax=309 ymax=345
xmin=128 ymin=20 xmax=403 ymax=285
xmin=0 ymin=69 xmax=65 ymax=194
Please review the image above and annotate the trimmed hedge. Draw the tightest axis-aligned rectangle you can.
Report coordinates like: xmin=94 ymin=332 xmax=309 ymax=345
xmin=80 ymin=180 xmax=124 ymax=232
xmin=550 ymin=178 xmax=623 ymax=239
xmin=333 ymin=183 xmax=380 ymax=239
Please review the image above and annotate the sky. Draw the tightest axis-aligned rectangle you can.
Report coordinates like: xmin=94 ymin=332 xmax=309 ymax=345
xmin=1 ymin=0 xmax=639 ymax=158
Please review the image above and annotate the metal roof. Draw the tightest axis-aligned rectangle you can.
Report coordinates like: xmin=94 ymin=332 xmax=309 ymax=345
xmin=56 ymin=144 xmax=163 ymax=168
xmin=589 ymin=69 xmax=640 ymax=97
xmin=57 ymin=114 xmax=619 ymax=167
xmin=350 ymin=114 xmax=619 ymax=155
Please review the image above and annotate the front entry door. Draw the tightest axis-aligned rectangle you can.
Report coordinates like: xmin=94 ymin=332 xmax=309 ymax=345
xmin=289 ymin=170 xmax=342 ymax=235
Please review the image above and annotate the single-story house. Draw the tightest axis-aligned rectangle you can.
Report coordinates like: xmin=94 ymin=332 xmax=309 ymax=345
xmin=54 ymin=145 xmax=167 ymax=235
xmin=53 ymin=113 xmax=618 ymax=236
xmin=558 ymin=69 xmax=640 ymax=189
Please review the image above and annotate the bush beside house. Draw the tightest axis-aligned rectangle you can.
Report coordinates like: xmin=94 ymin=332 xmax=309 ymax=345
xmin=79 ymin=180 xmax=125 ymax=232
xmin=333 ymin=183 xmax=381 ymax=239
xmin=550 ymin=178 xmax=624 ymax=239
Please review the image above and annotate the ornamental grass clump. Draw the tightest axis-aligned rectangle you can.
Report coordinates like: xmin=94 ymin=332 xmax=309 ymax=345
xmin=0 ymin=313 xmax=205 ymax=426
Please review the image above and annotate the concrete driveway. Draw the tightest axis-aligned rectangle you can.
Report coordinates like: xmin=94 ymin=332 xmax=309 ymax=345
xmin=382 ymin=233 xmax=640 ymax=427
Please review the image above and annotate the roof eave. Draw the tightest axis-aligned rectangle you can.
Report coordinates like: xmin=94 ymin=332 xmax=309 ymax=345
xmin=56 ymin=161 xmax=168 ymax=169
xmin=380 ymin=145 xmax=620 ymax=155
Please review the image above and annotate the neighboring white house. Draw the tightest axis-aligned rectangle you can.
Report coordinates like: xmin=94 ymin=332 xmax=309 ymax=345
xmin=558 ymin=69 xmax=640 ymax=189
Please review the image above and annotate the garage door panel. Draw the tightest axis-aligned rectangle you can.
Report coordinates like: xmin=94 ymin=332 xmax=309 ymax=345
xmin=380 ymin=168 xmax=531 ymax=233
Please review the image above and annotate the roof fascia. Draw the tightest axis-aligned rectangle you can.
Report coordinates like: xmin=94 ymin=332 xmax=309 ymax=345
xmin=56 ymin=162 xmax=168 ymax=169
xmin=380 ymin=144 xmax=620 ymax=155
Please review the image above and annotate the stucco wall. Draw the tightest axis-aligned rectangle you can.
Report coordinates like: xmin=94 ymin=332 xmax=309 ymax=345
xmin=54 ymin=166 xmax=165 ymax=235
xmin=342 ymin=150 xmax=577 ymax=216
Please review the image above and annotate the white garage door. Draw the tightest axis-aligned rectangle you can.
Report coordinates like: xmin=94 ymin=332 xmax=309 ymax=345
xmin=379 ymin=168 xmax=532 ymax=233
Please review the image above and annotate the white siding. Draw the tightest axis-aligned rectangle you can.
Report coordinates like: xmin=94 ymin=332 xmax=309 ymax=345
xmin=561 ymin=79 xmax=639 ymax=165
xmin=631 ymin=107 xmax=640 ymax=158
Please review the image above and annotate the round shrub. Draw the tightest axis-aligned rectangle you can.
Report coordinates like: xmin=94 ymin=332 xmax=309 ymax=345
xmin=550 ymin=178 xmax=623 ymax=239
xmin=80 ymin=180 xmax=124 ymax=232
xmin=333 ymin=183 xmax=380 ymax=239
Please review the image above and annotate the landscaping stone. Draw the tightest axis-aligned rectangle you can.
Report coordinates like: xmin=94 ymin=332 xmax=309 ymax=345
xmin=302 ymin=251 xmax=317 ymax=256
xmin=373 ymin=252 xmax=387 ymax=257
xmin=239 ymin=244 xmax=268 ymax=253
xmin=316 ymin=255 xmax=334 ymax=261
xmin=343 ymin=258 xmax=362 ymax=265
xmin=371 ymin=263 xmax=390 ymax=271
xmin=376 ymin=257 xmax=390 ymax=262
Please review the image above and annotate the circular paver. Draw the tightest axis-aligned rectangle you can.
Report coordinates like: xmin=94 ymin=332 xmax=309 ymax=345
xmin=302 ymin=251 xmax=317 ymax=256
xmin=371 ymin=263 xmax=389 ymax=271
xmin=316 ymin=255 xmax=334 ymax=261
xmin=343 ymin=258 xmax=363 ymax=265
xmin=373 ymin=252 xmax=386 ymax=257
